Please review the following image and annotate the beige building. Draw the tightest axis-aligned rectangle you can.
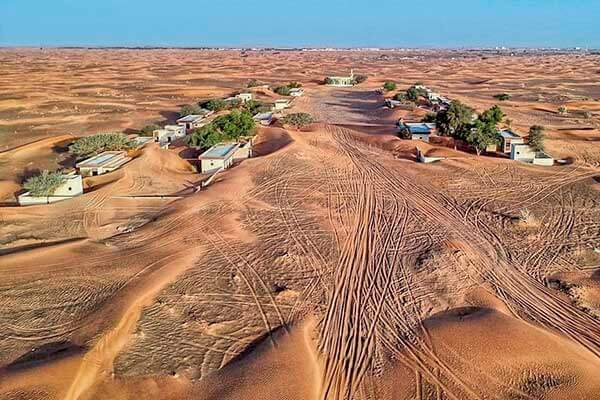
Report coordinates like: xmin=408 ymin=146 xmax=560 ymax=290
xmin=18 ymin=172 xmax=83 ymax=206
xmin=199 ymin=143 xmax=240 ymax=173
xmin=326 ymin=69 xmax=355 ymax=87
xmin=76 ymin=151 xmax=131 ymax=176
xmin=236 ymin=93 xmax=253 ymax=103
xmin=511 ymin=144 xmax=554 ymax=166
xmin=253 ymin=112 xmax=273 ymax=126
xmin=176 ymin=111 xmax=212 ymax=131
xmin=153 ymin=125 xmax=186 ymax=145
xmin=273 ymin=99 xmax=291 ymax=110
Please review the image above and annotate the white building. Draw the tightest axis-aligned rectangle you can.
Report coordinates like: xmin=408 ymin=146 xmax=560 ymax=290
xmin=253 ymin=112 xmax=273 ymax=126
xmin=198 ymin=143 xmax=240 ymax=173
xmin=233 ymin=139 xmax=253 ymax=160
xmin=499 ymin=130 xmax=525 ymax=153
xmin=289 ymin=88 xmax=304 ymax=97
xmin=510 ymin=144 xmax=554 ymax=166
xmin=153 ymin=125 xmax=186 ymax=145
xmin=236 ymin=93 xmax=253 ymax=103
xmin=326 ymin=70 xmax=355 ymax=87
xmin=273 ymin=99 xmax=291 ymax=111
xmin=18 ymin=172 xmax=83 ymax=206
xmin=176 ymin=111 xmax=213 ymax=131
xmin=76 ymin=151 xmax=132 ymax=177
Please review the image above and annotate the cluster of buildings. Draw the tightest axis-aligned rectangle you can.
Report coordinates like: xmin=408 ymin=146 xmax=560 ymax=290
xmin=397 ymin=120 xmax=554 ymax=166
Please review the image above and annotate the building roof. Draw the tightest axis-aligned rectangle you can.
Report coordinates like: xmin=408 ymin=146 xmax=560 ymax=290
xmin=177 ymin=114 xmax=204 ymax=123
xmin=199 ymin=143 xmax=239 ymax=160
xmin=253 ymin=112 xmax=273 ymax=120
xmin=164 ymin=125 xmax=184 ymax=131
xmin=500 ymin=129 xmax=521 ymax=139
xmin=404 ymin=122 xmax=436 ymax=134
xmin=76 ymin=151 xmax=130 ymax=169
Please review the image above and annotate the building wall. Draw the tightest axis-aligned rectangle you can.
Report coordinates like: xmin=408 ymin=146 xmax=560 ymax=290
xmin=200 ymin=157 xmax=235 ymax=173
xmin=412 ymin=133 xmax=430 ymax=142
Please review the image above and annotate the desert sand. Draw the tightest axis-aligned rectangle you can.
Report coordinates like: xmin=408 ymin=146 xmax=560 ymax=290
xmin=0 ymin=49 xmax=599 ymax=400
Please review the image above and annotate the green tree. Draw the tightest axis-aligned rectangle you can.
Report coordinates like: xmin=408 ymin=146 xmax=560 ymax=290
xmin=466 ymin=119 xmax=499 ymax=156
xmin=23 ymin=170 xmax=67 ymax=196
xmin=406 ymin=87 xmax=420 ymax=102
xmin=274 ymin=86 xmax=291 ymax=96
xmin=213 ymin=110 xmax=256 ymax=139
xmin=280 ymin=113 xmax=315 ymax=129
xmin=479 ymin=105 xmax=505 ymax=125
xmin=244 ymin=100 xmax=270 ymax=115
xmin=383 ymin=81 xmax=397 ymax=92
xmin=203 ymin=99 xmax=228 ymax=112
xmin=436 ymin=100 xmax=475 ymax=138
xmin=493 ymin=93 xmax=511 ymax=101
xmin=69 ymin=133 xmax=132 ymax=158
xmin=421 ymin=113 xmax=437 ymax=123
xmin=180 ymin=104 xmax=202 ymax=117
xmin=187 ymin=124 xmax=223 ymax=148
xmin=393 ymin=92 xmax=408 ymax=102
xmin=353 ymin=74 xmax=368 ymax=84
xmin=287 ymin=82 xmax=302 ymax=88
xmin=528 ymin=125 xmax=545 ymax=152
xmin=140 ymin=124 xmax=160 ymax=137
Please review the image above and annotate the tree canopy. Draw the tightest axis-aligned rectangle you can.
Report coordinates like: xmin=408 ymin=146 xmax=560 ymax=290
xmin=435 ymin=100 xmax=475 ymax=138
xmin=180 ymin=104 xmax=203 ymax=117
xmin=280 ymin=113 xmax=315 ymax=129
xmin=23 ymin=170 xmax=66 ymax=196
xmin=353 ymin=74 xmax=368 ymax=84
xmin=203 ymin=99 xmax=228 ymax=112
xmin=188 ymin=110 xmax=256 ymax=149
xmin=69 ymin=133 xmax=132 ymax=159
xmin=528 ymin=125 xmax=545 ymax=152
xmin=274 ymin=86 xmax=292 ymax=96
xmin=140 ymin=124 xmax=160 ymax=137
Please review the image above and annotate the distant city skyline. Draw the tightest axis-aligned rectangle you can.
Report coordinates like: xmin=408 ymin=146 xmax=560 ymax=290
xmin=1 ymin=0 xmax=598 ymax=48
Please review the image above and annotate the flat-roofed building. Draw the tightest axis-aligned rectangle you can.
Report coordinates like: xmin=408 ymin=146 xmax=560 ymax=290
xmin=253 ymin=112 xmax=273 ymax=126
xmin=326 ymin=70 xmax=355 ymax=87
xmin=289 ymin=88 xmax=304 ymax=97
xmin=499 ymin=129 xmax=525 ymax=153
xmin=236 ymin=93 xmax=253 ymax=103
xmin=233 ymin=139 xmax=253 ymax=160
xmin=18 ymin=172 xmax=83 ymax=206
xmin=511 ymin=144 xmax=554 ymax=166
xmin=76 ymin=151 xmax=132 ymax=176
xmin=176 ymin=110 xmax=213 ymax=131
xmin=198 ymin=143 xmax=240 ymax=173
xmin=273 ymin=99 xmax=291 ymax=111
xmin=398 ymin=121 xmax=437 ymax=142
xmin=153 ymin=125 xmax=186 ymax=145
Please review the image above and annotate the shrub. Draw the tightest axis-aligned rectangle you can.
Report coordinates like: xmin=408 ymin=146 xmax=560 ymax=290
xmin=493 ymin=93 xmax=511 ymax=101
xmin=421 ymin=113 xmax=437 ymax=123
xmin=287 ymin=82 xmax=302 ymax=89
xmin=274 ymin=86 xmax=291 ymax=96
xmin=383 ymin=81 xmax=397 ymax=92
xmin=528 ymin=125 xmax=545 ymax=152
xmin=353 ymin=74 xmax=368 ymax=84
xmin=23 ymin=170 xmax=66 ymax=196
xmin=140 ymin=124 xmax=160 ymax=137
xmin=187 ymin=124 xmax=223 ymax=148
xmin=180 ymin=104 xmax=202 ymax=117
xmin=244 ymin=100 xmax=270 ymax=115
xmin=280 ymin=113 xmax=315 ymax=128
xmin=323 ymin=77 xmax=334 ymax=85
xmin=558 ymin=106 xmax=568 ymax=115
xmin=187 ymin=110 xmax=256 ymax=149
xmin=69 ymin=133 xmax=132 ymax=158
xmin=247 ymin=79 xmax=263 ymax=88
xmin=203 ymin=99 xmax=228 ymax=112
xmin=406 ymin=87 xmax=420 ymax=101
xmin=393 ymin=92 xmax=408 ymax=102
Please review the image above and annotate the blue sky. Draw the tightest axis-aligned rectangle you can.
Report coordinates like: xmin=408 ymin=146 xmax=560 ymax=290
xmin=0 ymin=0 xmax=598 ymax=48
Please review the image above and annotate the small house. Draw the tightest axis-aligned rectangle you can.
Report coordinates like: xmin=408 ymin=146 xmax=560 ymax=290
xmin=18 ymin=172 xmax=83 ymax=206
xmin=326 ymin=70 xmax=355 ymax=87
xmin=76 ymin=151 xmax=131 ymax=177
xmin=176 ymin=111 xmax=212 ymax=131
xmin=399 ymin=121 xmax=437 ymax=142
xmin=253 ymin=112 xmax=273 ymax=126
xmin=499 ymin=130 xmax=525 ymax=153
xmin=153 ymin=125 xmax=186 ymax=145
xmin=510 ymin=144 xmax=554 ymax=166
xmin=289 ymin=88 xmax=304 ymax=97
xmin=273 ymin=99 xmax=291 ymax=111
xmin=198 ymin=143 xmax=240 ymax=173
xmin=233 ymin=139 xmax=253 ymax=160
xmin=236 ymin=93 xmax=253 ymax=103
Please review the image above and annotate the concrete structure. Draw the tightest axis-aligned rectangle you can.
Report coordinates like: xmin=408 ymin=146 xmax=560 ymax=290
xmin=199 ymin=143 xmax=240 ymax=173
xmin=153 ymin=125 xmax=186 ymax=145
xmin=399 ymin=121 xmax=437 ymax=142
xmin=289 ymin=88 xmax=304 ymax=97
xmin=253 ymin=112 xmax=273 ymax=126
xmin=326 ymin=70 xmax=355 ymax=87
xmin=416 ymin=147 xmax=445 ymax=164
xmin=273 ymin=99 xmax=291 ymax=111
xmin=176 ymin=111 xmax=213 ymax=131
xmin=18 ymin=172 xmax=83 ymax=206
xmin=132 ymin=136 xmax=153 ymax=147
xmin=233 ymin=139 xmax=253 ymax=160
xmin=499 ymin=129 xmax=525 ymax=153
xmin=510 ymin=144 xmax=554 ymax=166
xmin=236 ymin=93 xmax=253 ymax=103
xmin=76 ymin=151 xmax=131 ymax=177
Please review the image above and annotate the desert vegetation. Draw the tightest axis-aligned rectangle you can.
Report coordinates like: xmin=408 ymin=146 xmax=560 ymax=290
xmin=280 ymin=112 xmax=315 ymax=129
xmin=188 ymin=110 xmax=255 ymax=148
xmin=493 ymin=93 xmax=511 ymax=101
xmin=23 ymin=170 xmax=66 ymax=196
xmin=68 ymin=132 xmax=132 ymax=158
xmin=383 ymin=81 xmax=397 ymax=92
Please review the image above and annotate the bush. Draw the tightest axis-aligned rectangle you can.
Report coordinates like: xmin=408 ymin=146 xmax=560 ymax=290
xmin=406 ymin=87 xmax=420 ymax=101
xmin=69 ymin=133 xmax=132 ymax=159
xmin=274 ymin=86 xmax=292 ymax=96
xmin=247 ymin=79 xmax=263 ymax=88
xmin=323 ymin=77 xmax=334 ymax=85
xmin=421 ymin=113 xmax=437 ymax=123
xmin=353 ymin=74 xmax=368 ymax=84
xmin=203 ymin=99 xmax=228 ymax=112
xmin=187 ymin=110 xmax=256 ymax=149
xmin=280 ymin=113 xmax=315 ymax=128
xmin=558 ymin=106 xmax=568 ymax=115
xmin=393 ymin=92 xmax=408 ymax=102
xmin=244 ymin=100 xmax=270 ymax=115
xmin=180 ymin=104 xmax=202 ymax=117
xmin=140 ymin=124 xmax=160 ymax=137
xmin=383 ymin=81 xmax=397 ymax=92
xmin=187 ymin=124 xmax=223 ymax=148
xmin=493 ymin=93 xmax=511 ymax=101
xmin=287 ymin=82 xmax=302 ymax=89
xmin=23 ymin=170 xmax=66 ymax=196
